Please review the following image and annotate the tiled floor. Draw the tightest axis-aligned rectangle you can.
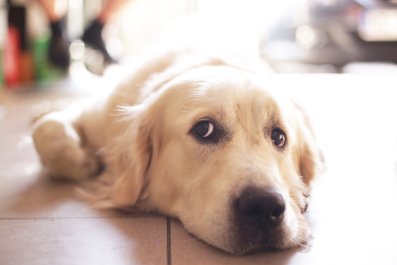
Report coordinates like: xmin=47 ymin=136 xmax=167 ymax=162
xmin=1 ymin=74 xmax=397 ymax=265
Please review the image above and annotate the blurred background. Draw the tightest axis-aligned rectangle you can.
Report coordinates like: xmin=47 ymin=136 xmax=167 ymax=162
xmin=1 ymin=0 xmax=397 ymax=90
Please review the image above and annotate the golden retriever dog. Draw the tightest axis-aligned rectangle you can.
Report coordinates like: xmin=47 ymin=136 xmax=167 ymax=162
xmin=32 ymin=48 xmax=321 ymax=255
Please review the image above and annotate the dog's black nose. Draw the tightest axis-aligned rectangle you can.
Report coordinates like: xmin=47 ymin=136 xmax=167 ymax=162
xmin=234 ymin=186 xmax=285 ymax=227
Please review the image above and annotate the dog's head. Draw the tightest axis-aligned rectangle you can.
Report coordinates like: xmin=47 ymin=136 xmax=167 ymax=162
xmin=108 ymin=66 xmax=321 ymax=254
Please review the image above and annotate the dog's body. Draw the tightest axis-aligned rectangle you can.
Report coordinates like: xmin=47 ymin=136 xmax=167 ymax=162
xmin=32 ymin=48 xmax=321 ymax=255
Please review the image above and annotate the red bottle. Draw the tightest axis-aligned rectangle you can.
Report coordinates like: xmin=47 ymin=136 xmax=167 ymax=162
xmin=4 ymin=26 xmax=20 ymax=88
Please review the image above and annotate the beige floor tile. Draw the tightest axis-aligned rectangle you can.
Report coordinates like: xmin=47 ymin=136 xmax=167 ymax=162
xmin=0 ymin=165 xmax=127 ymax=219
xmin=0 ymin=106 xmax=39 ymax=165
xmin=0 ymin=134 xmax=39 ymax=165
xmin=0 ymin=216 xmax=167 ymax=265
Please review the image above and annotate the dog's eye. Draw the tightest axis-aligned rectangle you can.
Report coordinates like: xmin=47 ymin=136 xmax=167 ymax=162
xmin=193 ymin=120 xmax=214 ymax=139
xmin=271 ymin=128 xmax=287 ymax=148
xmin=191 ymin=120 xmax=223 ymax=143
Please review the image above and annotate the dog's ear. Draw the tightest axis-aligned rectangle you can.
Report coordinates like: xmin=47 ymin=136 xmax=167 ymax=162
xmin=293 ymin=104 xmax=323 ymax=187
xmin=297 ymin=131 xmax=320 ymax=186
xmin=107 ymin=104 xmax=155 ymax=208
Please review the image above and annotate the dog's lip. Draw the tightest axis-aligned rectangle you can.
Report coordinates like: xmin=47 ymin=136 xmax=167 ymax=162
xmin=229 ymin=240 xmax=283 ymax=255
xmin=228 ymin=222 xmax=287 ymax=254
xmin=229 ymin=229 xmax=310 ymax=255
xmin=301 ymin=192 xmax=311 ymax=213
xmin=302 ymin=203 xmax=309 ymax=213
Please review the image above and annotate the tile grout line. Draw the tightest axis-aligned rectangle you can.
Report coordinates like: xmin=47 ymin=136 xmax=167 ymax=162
xmin=166 ymin=217 xmax=172 ymax=265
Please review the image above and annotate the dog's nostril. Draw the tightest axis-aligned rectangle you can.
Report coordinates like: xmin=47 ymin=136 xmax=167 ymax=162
xmin=270 ymin=203 xmax=285 ymax=221
xmin=235 ymin=186 xmax=286 ymax=225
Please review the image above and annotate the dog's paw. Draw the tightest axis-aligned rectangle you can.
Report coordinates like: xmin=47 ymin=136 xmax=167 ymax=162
xmin=33 ymin=116 xmax=101 ymax=181
xmin=79 ymin=152 xmax=102 ymax=178
xmin=47 ymin=146 xmax=101 ymax=181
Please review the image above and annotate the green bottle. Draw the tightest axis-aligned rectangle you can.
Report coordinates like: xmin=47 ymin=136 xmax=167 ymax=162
xmin=33 ymin=35 xmax=64 ymax=84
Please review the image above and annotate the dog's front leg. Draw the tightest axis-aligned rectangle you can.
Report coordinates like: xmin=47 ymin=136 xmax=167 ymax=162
xmin=32 ymin=109 xmax=100 ymax=181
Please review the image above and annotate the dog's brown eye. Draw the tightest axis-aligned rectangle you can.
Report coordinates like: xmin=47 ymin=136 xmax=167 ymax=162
xmin=193 ymin=120 xmax=214 ymax=139
xmin=271 ymin=128 xmax=286 ymax=148
xmin=190 ymin=119 xmax=225 ymax=144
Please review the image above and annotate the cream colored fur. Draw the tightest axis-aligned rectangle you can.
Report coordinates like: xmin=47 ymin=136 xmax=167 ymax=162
xmin=32 ymin=48 xmax=321 ymax=254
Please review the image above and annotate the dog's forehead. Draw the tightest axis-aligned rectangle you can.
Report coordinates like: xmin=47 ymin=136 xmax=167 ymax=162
xmin=178 ymin=66 xmax=282 ymax=119
xmin=155 ymin=65 xmax=293 ymax=135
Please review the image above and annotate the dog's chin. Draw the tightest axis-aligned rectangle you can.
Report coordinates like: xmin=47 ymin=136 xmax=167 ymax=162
xmin=217 ymin=219 xmax=310 ymax=255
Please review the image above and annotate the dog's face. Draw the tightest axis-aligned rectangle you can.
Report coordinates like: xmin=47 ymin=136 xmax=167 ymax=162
xmin=110 ymin=66 xmax=320 ymax=254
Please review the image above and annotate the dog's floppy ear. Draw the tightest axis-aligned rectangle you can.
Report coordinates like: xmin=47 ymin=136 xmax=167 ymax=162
xmin=107 ymin=104 xmax=155 ymax=208
xmin=298 ymin=130 xmax=320 ymax=186
xmin=294 ymin=105 xmax=323 ymax=186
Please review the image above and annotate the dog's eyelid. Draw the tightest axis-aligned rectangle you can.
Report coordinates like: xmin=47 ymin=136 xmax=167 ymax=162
xmin=189 ymin=117 xmax=227 ymax=144
xmin=264 ymin=124 xmax=288 ymax=149
xmin=271 ymin=127 xmax=287 ymax=149
xmin=194 ymin=120 xmax=215 ymax=138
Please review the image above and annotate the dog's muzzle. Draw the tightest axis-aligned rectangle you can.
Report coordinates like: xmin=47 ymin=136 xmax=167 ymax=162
xmin=231 ymin=186 xmax=286 ymax=253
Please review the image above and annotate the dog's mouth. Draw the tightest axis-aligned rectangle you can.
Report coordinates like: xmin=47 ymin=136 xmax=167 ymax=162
xmin=229 ymin=221 xmax=287 ymax=255
xmin=226 ymin=215 xmax=309 ymax=255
